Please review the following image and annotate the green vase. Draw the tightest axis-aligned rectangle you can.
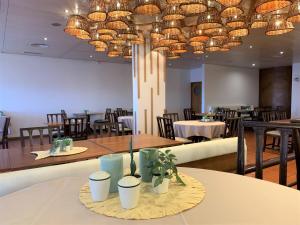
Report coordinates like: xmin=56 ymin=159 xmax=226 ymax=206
xmin=139 ymin=148 xmax=158 ymax=182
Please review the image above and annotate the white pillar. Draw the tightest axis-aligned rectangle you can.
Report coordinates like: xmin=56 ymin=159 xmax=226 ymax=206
xmin=132 ymin=39 xmax=167 ymax=135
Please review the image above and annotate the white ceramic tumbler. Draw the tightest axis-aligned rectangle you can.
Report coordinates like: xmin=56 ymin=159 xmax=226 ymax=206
xmin=118 ymin=176 xmax=141 ymax=209
xmin=89 ymin=171 xmax=111 ymax=202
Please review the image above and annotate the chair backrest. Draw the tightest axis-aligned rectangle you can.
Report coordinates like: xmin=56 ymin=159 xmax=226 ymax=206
xmin=276 ymin=111 xmax=287 ymax=120
xmin=104 ymin=108 xmax=112 ymax=120
xmin=262 ymin=111 xmax=276 ymax=122
xmin=61 ymin=110 xmax=67 ymax=120
xmin=47 ymin=113 xmax=65 ymax=123
xmin=223 ymin=117 xmax=241 ymax=138
xmin=63 ymin=117 xmax=88 ymax=140
xmin=183 ymin=108 xmax=195 ymax=120
xmin=107 ymin=112 xmax=117 ymax=123
xmin=1 ymin=117 xmax=10 ymax=149
xmin=94 ymin=122 xmax=125 ymax=137
xmin=157 ymin=117 xmax=175 ymax=140
xmin=163 ymin=113 xmax=179 ymax=123
xmin=225 ymin=110 xmax=236 ymax=119
xmin=20 ymin=126 xmax=53 ymax=147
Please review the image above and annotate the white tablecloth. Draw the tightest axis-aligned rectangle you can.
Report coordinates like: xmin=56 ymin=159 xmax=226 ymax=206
xmin=174 ymin=120 xmax=225 ymax=139
xmin=0 ymin=168 xmax=299 ymax=225
xmin=118 ymin=116 xmax=133 ymax=130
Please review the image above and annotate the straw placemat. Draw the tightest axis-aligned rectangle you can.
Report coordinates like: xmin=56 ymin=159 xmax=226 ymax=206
xmin=79 ymin=173 xmax=205 ymax=220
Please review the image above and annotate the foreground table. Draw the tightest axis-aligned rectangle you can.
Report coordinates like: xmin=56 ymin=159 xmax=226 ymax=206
xmin=0 ymin=167 xmax=299 ymax=225
xmin=174 ymin=120 xmax=225 ymax=139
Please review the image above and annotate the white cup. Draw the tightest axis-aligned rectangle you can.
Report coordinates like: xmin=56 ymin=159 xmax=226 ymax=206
xmin=89 ymin=171 xmax=111 ymax=202
xmin=118 ymin=176 xmax=141 ymax=209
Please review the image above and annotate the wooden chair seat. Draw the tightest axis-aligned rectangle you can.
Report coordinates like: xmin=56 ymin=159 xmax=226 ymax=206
xmin=266 ymin=130 xmax=281 ymax=137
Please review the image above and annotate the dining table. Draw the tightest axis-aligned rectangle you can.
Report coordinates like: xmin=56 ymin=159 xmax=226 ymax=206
xmin=118 ymin=116 xmax=133 ymax=130
xmin=0 ymin=167 xmax=299 ymax=225
xmin=0 ymin=135 xmax=180 ymax=172
xmin=174 ymin=120 xmax=225 ymax=139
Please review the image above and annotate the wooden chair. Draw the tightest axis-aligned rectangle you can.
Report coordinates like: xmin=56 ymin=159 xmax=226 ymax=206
xmin=262 ymin=111 xmax=282 ymax=150
xmin=94 ymin=122 xmax=125 ymax=137
xmin=183 ymin=108 xmax=195 ymax=120
xmin=262 ymin=111 xmax=276 ymax=122
xmin=20 ymin=126 xmax=54 ymax=147
xmin=63 ymin=117 xmax=88 ymax=141
xmin=276 ymin=111 xmax=287 ymax=120
xmin=163 ymin=113 xmax=179 ymax=122
xmin=223 ymin=117 xmax=241 ymax=138
xmin=0 ymin=117 xmax=10 ymax=149
xmin=225 ymin=110 xmax=236 ymax=119
xmin=107 ymin=112 xmax=131 ymax=134
xmin=157 ymin=117 xmax=192 ymax=144
xmin=47 ymin=113 xmax=65 ymax=123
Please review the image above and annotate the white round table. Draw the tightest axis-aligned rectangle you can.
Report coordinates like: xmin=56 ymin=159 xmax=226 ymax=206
xmin=118 ymin=116 xmax=133 ymax=130
xmin=0 ymin=168 xmax=299 ymax=225
xmin=174 ymin=120 xmax=225 ymax=139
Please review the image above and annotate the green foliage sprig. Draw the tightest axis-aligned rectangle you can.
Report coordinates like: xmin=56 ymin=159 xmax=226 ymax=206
xmin=147 ymin=150 xmax=185 ymax=187
xmin=129 ymin=137 xmax=136 ymax=176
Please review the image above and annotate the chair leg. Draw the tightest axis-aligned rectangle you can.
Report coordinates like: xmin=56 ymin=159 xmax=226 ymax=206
xmin=272 ymin=137 xmax=276 ymax=150
xmin=263 ymin=134 xmax=267 ymax=152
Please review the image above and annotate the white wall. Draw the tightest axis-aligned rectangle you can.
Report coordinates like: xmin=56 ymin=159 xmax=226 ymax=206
xmin=166 ymin=67 xmax=191 ymax=119
xmin=203 ymin=64 xmax=259 ymax=112
xmin=0 ymin=53 xmax=133 ymax=137
xmin=292 ymin=63 xmax=300 ymax=118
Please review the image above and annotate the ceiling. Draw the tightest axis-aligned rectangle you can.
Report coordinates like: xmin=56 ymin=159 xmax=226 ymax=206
xmin=1 ymin=0 xmax=300 ymax=69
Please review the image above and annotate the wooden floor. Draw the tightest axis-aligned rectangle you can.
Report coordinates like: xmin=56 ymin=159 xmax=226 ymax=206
xmin=6 ymin=131 xmax=297 ymax=188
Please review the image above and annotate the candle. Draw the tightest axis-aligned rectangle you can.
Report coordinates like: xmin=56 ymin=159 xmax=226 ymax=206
xmin=100 ymin=154 xmax=123 ymax=193
xmin=139 ymin=148 xmax=158 ymax=182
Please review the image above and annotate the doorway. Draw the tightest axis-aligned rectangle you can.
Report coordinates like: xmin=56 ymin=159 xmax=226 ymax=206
xmin=191 ymin=82 xmax=202 ymax=113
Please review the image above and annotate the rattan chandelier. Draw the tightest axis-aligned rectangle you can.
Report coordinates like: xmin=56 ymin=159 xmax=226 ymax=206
xmin=64 ymin=0 xmax=300 ymax=60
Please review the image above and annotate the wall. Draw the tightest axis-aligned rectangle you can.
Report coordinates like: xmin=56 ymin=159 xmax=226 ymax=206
xmin=292 ymin=63 xmax=300 ymax=118
xmin=203 ymin=64 xmax=259 ymax=112
xmin=0 ymin=53 xmax=192 ymax=137
xmin=166 ymin=67 xmax=191 ymax=119
xmin=259 ymin=66 xmax=292 ymax=115
xmin=0 ymin=53 xmax=133 ymax=137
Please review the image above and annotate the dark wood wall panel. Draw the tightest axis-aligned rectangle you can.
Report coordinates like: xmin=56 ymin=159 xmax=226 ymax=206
xmin=259 ymin=66 xmax=292 ymax=114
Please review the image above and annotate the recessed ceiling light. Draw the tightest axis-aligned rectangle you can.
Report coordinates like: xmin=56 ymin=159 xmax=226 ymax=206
xmin=280 ymin=51 xmax=284 ymax=55
xmin=249 ymin=45 xmax=253 ymax=49
xmin=168 ymin=63 xmax=172 ymax=66
xmin=90 ymin=55 xmax=93 ymax=58
xmin=30 ymin=43 xmax=49 ymax=48
xmin=44 ymin=37 xmax=48 ymax=41
xmin=65 ymin=9 xmax=69 ymax=14
xmin=205 ymin=55 xmax=208 ymax=58
xmin=252 ymin=63 xmax=256 ymax=67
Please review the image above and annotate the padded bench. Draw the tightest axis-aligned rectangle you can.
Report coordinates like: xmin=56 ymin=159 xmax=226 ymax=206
xmin=0 ymin=137 xmax=246 ymax=197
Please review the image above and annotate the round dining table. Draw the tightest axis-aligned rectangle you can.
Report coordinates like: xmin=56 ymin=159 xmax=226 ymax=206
xmin=174 ymin=120 xmax=225 ymax=139
xmin=0 ymin=168 xmax=299 ymax=225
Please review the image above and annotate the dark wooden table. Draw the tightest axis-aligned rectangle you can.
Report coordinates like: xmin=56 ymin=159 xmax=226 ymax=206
xmin=0 ymin=135 xmax=180 ymax=172
xmin=90 ymin=134 xmax=180 ymax=153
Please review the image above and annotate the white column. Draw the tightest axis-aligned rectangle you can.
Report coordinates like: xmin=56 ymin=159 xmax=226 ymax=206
xmin=132 ymin=39 xmax=167 ymax=135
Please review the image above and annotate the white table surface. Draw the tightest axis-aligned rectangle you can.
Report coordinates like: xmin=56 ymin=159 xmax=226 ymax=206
xmin=0 ymin=168 xmax=299 ymax=225
xmin=118 ymin=116 xmax=133 ymax=130
xmin=174 ymin=120 xmax=225 ymax=139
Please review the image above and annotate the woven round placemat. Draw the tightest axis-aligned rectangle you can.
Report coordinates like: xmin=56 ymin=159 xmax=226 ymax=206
xmin=79 ymin=173 xmax=205 ymax=220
